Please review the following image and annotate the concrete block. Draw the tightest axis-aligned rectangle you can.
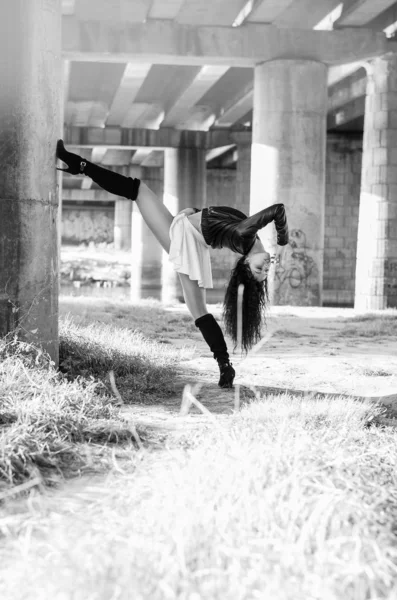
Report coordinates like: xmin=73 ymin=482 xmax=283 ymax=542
xmin=346 ymin=216 xmax=359 ymax=227
xmin=389 ymin=111 xmax=397 ymax=130
xmin=325 ymin=226 xmax=337 ymax=237
xmin=371 ymin=183 xmax=388 ymax=198
xmin=381 ymin=92 xmax=397 ymax=111
xmin=333 ymin=194 xmax=345 ymax=206
xmin=374 ymin=111 xmax=389 ymax=130
xmin=364 ymin=165 xmax=382 ymax=184
xmin=380 ymin=130 xmax=397 ymax=147
xmin=389 ymin=148 xmax=397 ymax=164
xmin=372 ymin=147 xmax=388 ymax=166
xmin=329 ymin=237 xmax=342 ymax=249
xmin=380 ymin=166 xmax=397 ymax=184
xmin=325 ymin=206 xmax=337 ymax=216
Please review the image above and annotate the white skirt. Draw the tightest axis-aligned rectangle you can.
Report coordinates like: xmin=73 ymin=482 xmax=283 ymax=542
xmin=169 ymin=213 xmax=213 ymax=289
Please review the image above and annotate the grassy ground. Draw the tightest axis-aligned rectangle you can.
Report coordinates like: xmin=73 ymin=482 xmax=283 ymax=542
xmin=1 ymin=297 xmax=397 ymax=599
xmin=1 ymin=396 xmax=396 ymax=600
xmin=338 ymin=311 xmax=397 ymax=338
xmin=0 ymin=301 xmax=191 ymax=493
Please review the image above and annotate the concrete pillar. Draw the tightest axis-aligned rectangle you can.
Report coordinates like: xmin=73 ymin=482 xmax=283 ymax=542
xmin=0 ymin=0 xmax=61 ymax=363
xmin=355 ymin=54 xmax=397 ymax=311
xmin=234 ymin=134 xmax=251 ymax=215
xmin=251 ymin=60 xmax=327 ymax=306
xmin=162 ymin=147 xmax=206 ymax=304
xmin=114 ymin=199 xmax=132 ymax=250
xmin=140 ymin=166 xmax=164 ymax=300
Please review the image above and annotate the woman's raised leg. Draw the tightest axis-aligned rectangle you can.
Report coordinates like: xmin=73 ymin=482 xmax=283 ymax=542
xmin=135 ymin=182 xmax=173 ymax=252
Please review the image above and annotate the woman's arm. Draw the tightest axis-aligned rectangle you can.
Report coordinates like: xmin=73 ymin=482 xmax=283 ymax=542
xmin=236 ymin=203 xmax=289 ymax=246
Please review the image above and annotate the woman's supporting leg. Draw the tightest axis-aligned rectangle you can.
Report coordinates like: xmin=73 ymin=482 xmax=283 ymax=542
xmin=178 ymin=274 xmax=235 ymax=388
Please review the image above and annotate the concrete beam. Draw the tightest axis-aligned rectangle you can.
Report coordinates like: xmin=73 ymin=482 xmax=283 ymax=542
xmin=216 ymin=81 xmax=253 ymax=127
xmin=217 ymin=62 xmax=367 ymax=127
xmin=64 ymin=126 xmax=252 ymax=149
xmin=140 ymin=150 xmax=164 ymax=168
xmin=101 ymin=149 xmax=133 ymax=166
xmin=131 ymin=148 xmax=153 ymax=165
xmin=273 ymin=0 xmax=344 ymax=30
xmin=369 ymin=4 xmax=397 ymax=32
xmin=91 ymin=147 xmax=107 ymax=163
xmin=162 ymin=65 xmax=229 ymax=128
xmin=327 ymin=61 xmax=364 ymax=86
xmin=247 ymin=0 xmax=296 ymax=23
xmin=75 ymin=0 xmax=152 ymax=22
xmin=66 ymin=100 xmax=109 ymax=127
xmin=335 ymin=0 xmax=397 ymax=27
xmin=107 ymin=63 xmax=152 ymax=127
xmin=62 ymin=17 xmax=394 ymax=66
xmin=327 ymin=96 xmax=365 ymax=129
xmin=122 ymin=103 xmax=164 ymax=129
xmin=328 ymin=69 xmax=367 ymax=111
xmin=149 ymin=0 xmax=185 ymax=20
xmin=205 ymin=145 xmax=235 ymax=163
xmin=176 ymin=0 xmax=248 ymax=25
xmin=81 ymin=178 xmax=93 ymax=190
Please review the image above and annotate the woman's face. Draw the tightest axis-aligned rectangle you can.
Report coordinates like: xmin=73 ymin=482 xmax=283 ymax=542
xmin=245 ymin=251 xmax=272 ymax=282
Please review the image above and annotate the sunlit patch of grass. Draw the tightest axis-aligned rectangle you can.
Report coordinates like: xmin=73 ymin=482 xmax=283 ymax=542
xmin=274 ymin=329 xmax=303 ymax=338
xmin=59 ymin=315 xmax=192 ymax=403
xmin=359 ymin=368 xmax=393 ymax=377
xmin=60 ymin=296 xmax=198 ymax=341
xmin=339 ymin=312 xmax=397 ymax=338
xmin=1 ymin=396 xmax=396 ymax=599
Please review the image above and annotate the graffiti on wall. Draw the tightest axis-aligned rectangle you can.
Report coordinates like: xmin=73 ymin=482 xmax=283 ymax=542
xmin=275 ymin=229 xmax=319 ymax=291
xmin=62 ymin=209 xmax=114 ymax=244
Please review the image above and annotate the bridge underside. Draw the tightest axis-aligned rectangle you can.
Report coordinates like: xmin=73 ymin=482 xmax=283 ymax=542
xmin=3 ymin=0 xmax=397 ymax=359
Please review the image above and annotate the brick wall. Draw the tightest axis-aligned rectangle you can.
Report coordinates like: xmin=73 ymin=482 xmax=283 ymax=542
xmin=323 ymin=134 xmax=362 ymax=307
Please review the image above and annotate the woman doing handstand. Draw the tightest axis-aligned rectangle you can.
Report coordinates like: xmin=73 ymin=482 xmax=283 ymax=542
xmin=57 ymin=140 xmax=289 ymax=389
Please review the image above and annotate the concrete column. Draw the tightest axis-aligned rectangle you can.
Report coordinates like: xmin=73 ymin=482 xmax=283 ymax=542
xmin=251 ymin=60 xmax=327 ymax=306
xmin=234 ymin=135 xmax=251 ymax=215
xmin=0 ymin=0 xmax=61 ymax=363
xmin=140 ymin=166 xmax=164 ymax=300
xmin=114 ymin=199 xmax=132 ymax=250
xmin=162 ymin=147 xmax=206 ymax=304
xmin=355 ymin=54 xmax=397 ymax=311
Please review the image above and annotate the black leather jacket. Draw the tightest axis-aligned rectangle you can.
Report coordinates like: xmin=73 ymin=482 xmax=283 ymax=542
xmin=200 ymin=204 xmax=288 ymax=255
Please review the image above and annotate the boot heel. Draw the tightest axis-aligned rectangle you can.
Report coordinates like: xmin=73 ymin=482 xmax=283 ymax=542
xmin=218 ymin=362 xmax=235 ymax=388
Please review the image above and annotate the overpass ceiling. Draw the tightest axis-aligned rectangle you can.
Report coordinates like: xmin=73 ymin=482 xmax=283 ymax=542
xmin=61 ymin=0 xmax=397 ymax=187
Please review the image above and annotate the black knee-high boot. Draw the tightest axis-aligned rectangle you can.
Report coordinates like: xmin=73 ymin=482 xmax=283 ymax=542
xmin=195 ymin=313 xmax=235 ymax=388
xmin=56 ymin=140 xmax=141 ymax=200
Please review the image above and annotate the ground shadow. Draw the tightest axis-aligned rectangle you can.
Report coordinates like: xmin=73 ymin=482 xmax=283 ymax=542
xmin=170 ymin=374 xmax=397 ymax=418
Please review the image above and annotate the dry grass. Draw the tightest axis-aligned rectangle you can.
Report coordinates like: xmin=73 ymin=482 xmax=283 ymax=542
xmin=339 ymin=312 xmax=397 ymax=338
xmin=59 ymin=295 xmax=199 ymax=341
xmin=0 ymin=309 xmax=189 ymax=492
xmin=1 ymin=395 xmax=397 ymax=600
xmin=59 ymin=314 xmax=190 ymax=402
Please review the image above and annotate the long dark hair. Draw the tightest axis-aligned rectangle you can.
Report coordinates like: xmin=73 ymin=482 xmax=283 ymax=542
xmin=223 ymin=256 xmax=269 ymax=353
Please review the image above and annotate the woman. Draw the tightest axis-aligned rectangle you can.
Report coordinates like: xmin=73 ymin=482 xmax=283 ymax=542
xmin=57 ymin=140 xmax=288 ymax=389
